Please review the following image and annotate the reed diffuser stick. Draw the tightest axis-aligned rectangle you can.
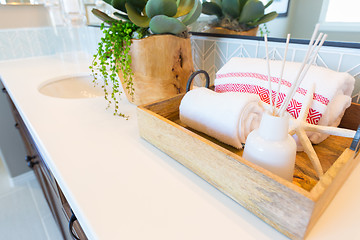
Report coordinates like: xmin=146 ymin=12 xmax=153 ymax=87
xmin=277 ymin=25 xmax=324 ymax=116
xmin=278 ymin=34 xmax=327 ymax=117
xmin=274 ymin=34 xmax=291 ymax=116
xmin=277 ymin=25 xmax=320 ymax=116
xmin=278 ymin=33 xmax=324 ymax=115
xmin=264 ymin=34 xmax=274 ymax=113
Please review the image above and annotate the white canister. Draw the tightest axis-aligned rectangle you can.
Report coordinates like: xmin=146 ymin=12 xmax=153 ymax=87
xmin=243 ymin=112 xmax=296 ymax=181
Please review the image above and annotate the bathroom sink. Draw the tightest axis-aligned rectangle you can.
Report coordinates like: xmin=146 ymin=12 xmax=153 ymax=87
xmin=39 ymin=74 xmax=104 ymax=99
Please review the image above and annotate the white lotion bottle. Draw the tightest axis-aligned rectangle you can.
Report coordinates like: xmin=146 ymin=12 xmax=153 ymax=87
xmin=243 ymin=112 xmax=296 ymax=181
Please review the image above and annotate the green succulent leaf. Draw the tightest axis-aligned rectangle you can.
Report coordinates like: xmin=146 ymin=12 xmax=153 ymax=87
xmin=264 ymin=0 xmax=273 ymax=9
xmin=210 ymin=0 xmax=222 ymax=7
xmin=149 ymin=15 xmax=187 ymax=34
xmin=126 ymin=2 xmax=151 ymax=27
xmin=145 ymin=0 xmax=178 ymax=18
xmin=102 ymin=0 xmax=113 ymax=6
xmin=174 ymin=0 xmax=195 ymax=18
xmin=127 ymin=0 xmax=148 ymax=11
xmin=239 ymin=0 xmax=264 ymax=23
xmin=114 ymin=11 xmax=129 ymax=20
xmin=238 ymin=0 xmax=248 ymax=12
xmin=181 ymin=0 xmax=202 ymax=26
xmin=91 ymin=8 xmax=117 ymax=25
xmin=112 ymin=0 xmax=127 ymax=12
xmin=222 ymin=0 xmax=241 ymax=18
xmin=202 ymin=2 xmax=223 ymax=18
xmin=248 ymin=11 xmax=278 ymax=26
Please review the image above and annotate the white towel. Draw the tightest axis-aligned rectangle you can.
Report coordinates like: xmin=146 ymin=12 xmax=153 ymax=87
xmin=179 ymin=87 xmax=264 ymax=149
xmin=214 ymin=57 xmax=355 ymax=144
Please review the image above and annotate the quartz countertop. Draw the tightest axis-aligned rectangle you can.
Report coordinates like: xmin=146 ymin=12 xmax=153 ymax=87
xmin=1 ymin=52 xmax=360 ymax=240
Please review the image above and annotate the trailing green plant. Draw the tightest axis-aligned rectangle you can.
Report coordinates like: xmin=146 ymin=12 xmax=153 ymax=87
xmin=259 ymin=22 xmax=270 ymax=36
xmin=90 ymin=0 xmax=202 ymax=116
xmin=90 ymin=21 xmax=145 ymax=118
xmin=201 ymin=0 xmax=278 ymax=32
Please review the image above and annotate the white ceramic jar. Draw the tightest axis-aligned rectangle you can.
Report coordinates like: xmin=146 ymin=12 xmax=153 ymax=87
xmin=243 ymin=112 xmax=297 ymax=181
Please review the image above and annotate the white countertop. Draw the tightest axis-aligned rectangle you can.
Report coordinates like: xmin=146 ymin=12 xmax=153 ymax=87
xmin=1 ymin=52 xmax=360 ymax=240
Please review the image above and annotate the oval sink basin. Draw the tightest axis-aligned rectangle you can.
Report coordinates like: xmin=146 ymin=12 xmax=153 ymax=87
xmin=39 ymin=74 xmax=104 ymax=99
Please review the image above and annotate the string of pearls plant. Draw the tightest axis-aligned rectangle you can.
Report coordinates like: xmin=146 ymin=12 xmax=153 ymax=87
xmin=90 ymin=21 xmax=148 ymax=118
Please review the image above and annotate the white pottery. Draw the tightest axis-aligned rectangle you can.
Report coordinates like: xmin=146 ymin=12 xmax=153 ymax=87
xmin=243 ymin=112 xmax=297 ymax=181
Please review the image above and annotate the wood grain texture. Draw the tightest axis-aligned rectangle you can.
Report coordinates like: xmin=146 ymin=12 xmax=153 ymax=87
xmin=339 ymin=102 xmax=360 ymax=130
xmin=305 ymin=149 xmax=360 ymax=238
xmin=137 ymin=96 xmax=360 ymax=240
xmin=204 ymin=26 xmax=259 ymax=36
xmin=118 ymin=35 xmax=194 ymax=106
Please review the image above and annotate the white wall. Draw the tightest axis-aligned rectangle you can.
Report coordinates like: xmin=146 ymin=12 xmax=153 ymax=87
xmin=266 ymin=0 xmax=360 ymax=42
xmin=0 ymin=5 xmax=52 ymax=29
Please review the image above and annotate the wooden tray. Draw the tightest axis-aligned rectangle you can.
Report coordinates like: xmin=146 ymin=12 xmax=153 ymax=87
xmin=137 ymin=93 xmax=360 ymax=240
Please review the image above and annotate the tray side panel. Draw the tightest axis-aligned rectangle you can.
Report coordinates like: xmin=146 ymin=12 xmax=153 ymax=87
xmin=305 ymin=149 xmax=360 ymax=237
xmin=137 ymin=107 xmax=315 ymax=240
xmin=138 ymin=93 xmax=185 ymax=120
xmin=339 ymin=103 xmax=360 ymax=131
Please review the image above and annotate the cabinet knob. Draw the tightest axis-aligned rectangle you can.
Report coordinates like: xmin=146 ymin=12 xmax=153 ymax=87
xmin=1 ymin=87 xmax=7 ymax=93
xmin=14 ymin=123 xmax=19 ymax=129
xmin=27 ymin=160 xmax=39 ymax=169
xmin=25 ymin=155 xmax=38 ymax=168
xmin=69 ymin=210 xmax=80 ymax=240
xmin=25 ymin=155 xmax=36 ymax=162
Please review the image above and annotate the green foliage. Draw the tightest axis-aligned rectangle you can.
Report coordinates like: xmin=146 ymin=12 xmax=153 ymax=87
xmin=89 ymin=22 xmax=145 ymax=118
xmin=149 ymin=15 xmax=187 ymax=34
xmin=90 ymin=0 xmax=202 ymax=116
xmin=238 ymin=0 xmax=265 ymax=23
xmin=202 ymin=2 xmax=222 ymax=18
xmin=201 ymin=0 xmax=278 ymax=32
xmin=259 ymin=23 xmax=270 ymax=36
xmin=175 ymin=0 xmax=196 ymax=17
xmin=92 ymin=0 xmax=202 ymax=35
xmin=182 ymin=0 xmax=202 ymax=26
xmin=145 ymin=0 xmax=178 ymax=18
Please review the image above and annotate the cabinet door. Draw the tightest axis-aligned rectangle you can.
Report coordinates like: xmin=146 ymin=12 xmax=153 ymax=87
xmin=32 ymin=159 xmax=73 ymax=240
xmin=57 ymin=185 xmax=88 ymax=240
xmin=2 ymin=85 xmax=88 ymax=239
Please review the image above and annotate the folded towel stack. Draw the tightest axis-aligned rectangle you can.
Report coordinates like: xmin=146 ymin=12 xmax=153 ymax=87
xmin=179 ymin=87 xmax=263 ymax=149
xmin=215 ymin=57 xmax=355 ymax=144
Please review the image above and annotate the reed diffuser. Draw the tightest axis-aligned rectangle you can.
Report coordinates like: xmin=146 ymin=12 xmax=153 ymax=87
xmin=243 ymin=25 xmax=328 ymax=181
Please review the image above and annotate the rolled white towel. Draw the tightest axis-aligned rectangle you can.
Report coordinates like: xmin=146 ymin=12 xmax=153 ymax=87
xmin=179 ymin=87 xmax=264 ymax=149
xmin=215 ymin=57 xmax=355 ymax=144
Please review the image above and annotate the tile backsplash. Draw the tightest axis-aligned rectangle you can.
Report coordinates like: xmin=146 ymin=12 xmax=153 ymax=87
xmin=0 ymin=26 xmax=359 ymax=102
xmin=0 ymin=26 xmax=102 ymax=61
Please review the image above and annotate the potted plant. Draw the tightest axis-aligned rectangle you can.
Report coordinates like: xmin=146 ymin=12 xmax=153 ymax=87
xmin=90 ymin=0 xmax=202 ymax=117
xmin=201 ymin=0 xmax=278 ymax=36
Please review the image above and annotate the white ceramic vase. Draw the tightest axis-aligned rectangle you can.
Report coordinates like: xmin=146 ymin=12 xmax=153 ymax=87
xmin=243 ymin=112 xmax=297 ymax=181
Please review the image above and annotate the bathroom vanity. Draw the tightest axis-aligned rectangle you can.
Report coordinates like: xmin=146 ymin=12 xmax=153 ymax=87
xmin=1 ymin=51 xmax=360 ymax=240
xmin=2 ymin=84 xmax=87 ymax=239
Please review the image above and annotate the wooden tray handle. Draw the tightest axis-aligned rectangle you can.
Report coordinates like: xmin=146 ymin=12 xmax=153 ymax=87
xmin=186 ymin=70 xmax=210 ymax=92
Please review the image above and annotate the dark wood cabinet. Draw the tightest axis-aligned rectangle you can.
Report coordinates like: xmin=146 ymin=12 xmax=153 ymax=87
xmin=2 ymin=86 xmax=87 ymax=240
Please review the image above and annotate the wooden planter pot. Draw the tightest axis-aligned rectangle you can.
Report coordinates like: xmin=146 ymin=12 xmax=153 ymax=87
xmin=118 ymin=35 xmax=194 ymax=105
xmin=205 ymin=26 xmax=259 ymax=36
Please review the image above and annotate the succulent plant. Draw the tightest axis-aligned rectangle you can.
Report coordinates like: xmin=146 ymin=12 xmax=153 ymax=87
xmin=201 ymin=0 xmax=278 ymax=32
xmin=92 ymin=0 xmax=202 ymax=35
